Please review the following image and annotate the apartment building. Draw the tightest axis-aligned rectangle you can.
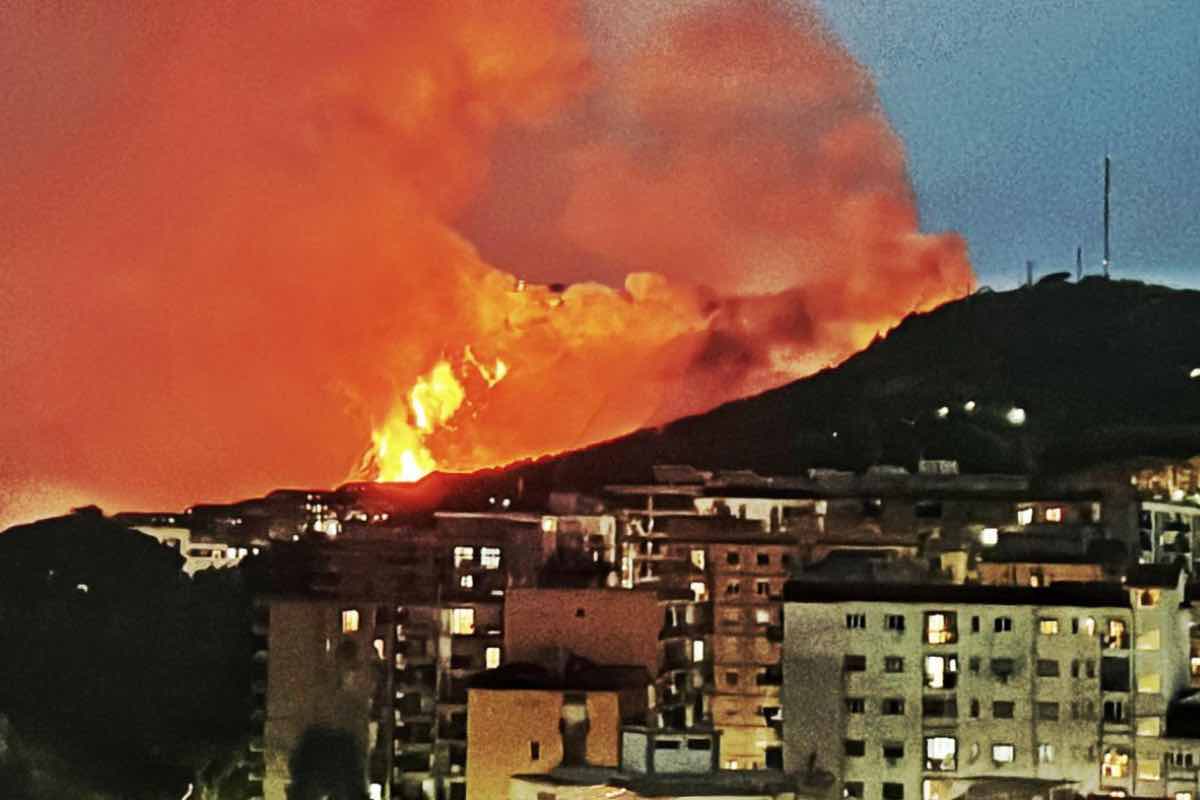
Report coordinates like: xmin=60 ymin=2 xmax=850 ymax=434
xmin=782 ymin=564 xmax=1196 ymax=800
xmin=503 ymin=587 xmax=711 ymax=734
xmin=251 ymin=595 xmax=395 ymax=800
xmin=464 ymin=662 xmax=648 ymax=800
xmin=1139 ymin=500 xmax=1200 ymax=575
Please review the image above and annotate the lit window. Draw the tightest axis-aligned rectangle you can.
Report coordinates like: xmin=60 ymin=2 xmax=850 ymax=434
xmin=1017 ymin=507 xmax=1034 ymax=525
xmin=1176 ymin=793 xmax=1193 ymax=800
xmin=1137 ymin=628 xmax=1160 ymax=651
xmin=485 ymin=646 xmax=501 ymax=669
xmin=924 ymin=655 xmax=958 ymax=689
xmin=992 ymin=744 xmax=1015 ymax=764
xmin=480 ymin=547 xmax=501 ymax=569
xmin=1045 ymin=507 xmax=1063 ymax=523
xmin=450 ymin=608 xmax=475 ymax=635
xmin=1137 ymin=717 xmax=1161 ymax=737
xmin=341 ymin=609 xmax=360 ymax=633
xmin=691 ymin=549 xmax=706 ymax=570
xmin=1104 ymin=618 xmax=1128 ymax=649
xmin=453 ymin=547 xmax=474 ymax=568
xmin=1137 ymin=757 xmax=1161 ymax=782
xmin=925 ymin=736 xmax=957 ymax=771
xmin=690 ymin=581 xmax=708 ymax=602
xmin=1138 ymin=672 xmax=1162 ymax=694
xmin=755 ymin=609 xmax=771 ymax=624
xmin=373 ymin=638 xmax=385 ymax=660
xmin=460 ymin=575 xmax=474 ymax=588
xmin=1038 ymin=744 xmax=1055 ymax=764
xmin=1103 ymin=749 xmax=1130 ymax=779
xmin=692 ymin=640 xmax=705 ymax=663
xmin=1039 ymin=618 xmax=1059 ymax=635
xmin=980 ymin=527 xmax=999 ymax=546
xmin=926 ymin=612 xmax=958 ymax=644
xmin=370 ymin=783 xmax=383 ymax=800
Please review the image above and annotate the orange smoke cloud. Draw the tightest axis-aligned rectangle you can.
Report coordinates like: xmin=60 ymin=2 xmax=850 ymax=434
xmin=0 ymin=0 xmax=971 ymax=523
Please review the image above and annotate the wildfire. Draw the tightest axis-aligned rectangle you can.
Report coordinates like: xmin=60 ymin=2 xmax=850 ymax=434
xmin=369 ymin=352 xmax=509 ymax=483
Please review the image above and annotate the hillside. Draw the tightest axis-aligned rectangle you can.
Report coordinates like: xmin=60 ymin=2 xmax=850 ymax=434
xmin=498 ymin=278 xmax=1200 ymax=493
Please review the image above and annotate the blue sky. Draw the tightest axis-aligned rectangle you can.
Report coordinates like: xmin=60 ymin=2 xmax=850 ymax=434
xmin=816 ymin=0 xmax=1200 ymax=290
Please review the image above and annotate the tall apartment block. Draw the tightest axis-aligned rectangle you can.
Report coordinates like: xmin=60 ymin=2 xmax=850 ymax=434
xmin=782 ymin=564 xmax=1200 ymax=800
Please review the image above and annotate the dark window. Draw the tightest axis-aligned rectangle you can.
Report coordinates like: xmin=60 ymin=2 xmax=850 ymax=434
xmin=530 ymin=741 xmax=541 ymax=760
xmin=575 ymin=608 xmax=586 ymax=618
xmin=1037 ymin=702 xmax=1059 ymax=721
xmin=994 ymin=617 xmax=1013 ymax=632
xmin=923 ymin=697 xmax=958 ymax=718
xmin=1103 ymin=699 xmax=1125 ymax=723
xmin=844 ymin=655 xmax=867 ymax=672
xmin=726 ymin=551 xmax=740 ymax=565
xmin=884 ymin=656 xmax=904 ymax=673
xmin=882 ymin=743 xmax=904 ymax=760
xmin=845 ymin=740 xmax=866 ymax=757
xmin=970 ymin=699 xmax=980 ymax=718
xmin=654 ymin=739 xmax=681 ymax=750
xmin=757 ymin=553 xmax=770 ymax=566
xmin=846 ymin=698 xmax=865 ymax=713
xmin=844 ymin=782 xmax=864 ymax=799
xmin=883 ymin=783 xmax=904 ymax=800
xmin=1101 ymin=657 xmax=1130 ymax=692
xmin=915 ymin=501 xmax=943 ymax=519
xmin=884 ymin=614 xmax=905 ymax=632
xmin=971 ymin=616 xmax=981 ymax=633
xmin=726 ymin=671 xmax=739 ymax=686
xmin=881 ymin=698 xmax=905 ymax=715
xmin=1036 ymin=659 xmax=1060 ymax=677
xmin=993 ymin=701 xmax=1015 ymax=719
xmin=686 ymin=738 xmax=712 ymax=751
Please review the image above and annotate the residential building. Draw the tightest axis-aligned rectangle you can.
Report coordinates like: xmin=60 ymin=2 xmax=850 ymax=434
xmin=465 ymin=662 xmax=647 ymax=800
xmin=782 ymin=564 xmax=1195 ymax=800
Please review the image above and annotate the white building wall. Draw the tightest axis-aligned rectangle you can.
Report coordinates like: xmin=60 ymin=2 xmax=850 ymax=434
xmin=784 ymin=583 xmax=1196 ymax=800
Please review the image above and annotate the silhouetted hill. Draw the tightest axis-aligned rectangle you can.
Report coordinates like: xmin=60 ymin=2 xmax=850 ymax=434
xmin=488 ymin=278 xmax=1200 ymax=494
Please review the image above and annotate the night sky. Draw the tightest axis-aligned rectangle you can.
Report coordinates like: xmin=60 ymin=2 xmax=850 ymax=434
xmin=819 ymin=0 xmax=1200 ymax=290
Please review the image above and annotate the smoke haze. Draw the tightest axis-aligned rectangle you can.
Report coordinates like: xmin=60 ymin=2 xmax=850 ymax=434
xmin=0 ymin=1 xmax=971 ymax=526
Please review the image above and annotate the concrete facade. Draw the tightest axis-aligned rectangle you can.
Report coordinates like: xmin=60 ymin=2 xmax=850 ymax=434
xmin=782 ymin=571 xmax=1195 ymax=800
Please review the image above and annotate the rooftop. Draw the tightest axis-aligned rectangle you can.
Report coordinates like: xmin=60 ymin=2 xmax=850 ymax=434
xmin=783 ymin=580 xmax=1135 ymax=608
xmin=513 ymin=765 xmax=798 ymax=797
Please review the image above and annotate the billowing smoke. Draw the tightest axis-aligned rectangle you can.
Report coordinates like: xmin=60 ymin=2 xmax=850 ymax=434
xmin=0 ymin=1 xmax=971 ymax=523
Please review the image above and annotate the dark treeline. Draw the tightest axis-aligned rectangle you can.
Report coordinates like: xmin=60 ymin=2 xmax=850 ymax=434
xmin=0 ymin=507 xmax=254 ymax=800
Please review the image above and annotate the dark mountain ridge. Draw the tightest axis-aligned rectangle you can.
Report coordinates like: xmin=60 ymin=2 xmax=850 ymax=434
xmin=447 ymin=277 xmax=1200 ymax=501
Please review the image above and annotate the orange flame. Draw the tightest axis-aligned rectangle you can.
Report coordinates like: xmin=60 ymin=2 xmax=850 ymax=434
xmin=370 ymin=352 xmax=509 ymax=482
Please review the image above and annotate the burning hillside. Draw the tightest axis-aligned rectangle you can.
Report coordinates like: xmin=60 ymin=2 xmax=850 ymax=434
xmin=1 ymin=0 xmax=970 ymax=522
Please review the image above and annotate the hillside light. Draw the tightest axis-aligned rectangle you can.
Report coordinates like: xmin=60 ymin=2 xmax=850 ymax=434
xmin=1190 ymin=367 xmax=1200 ymax=380
xmin=963 ymin=400 xmax=977 ymax=413
xmin=1005 ymin=406 xmax=1027 ymax=426
xmin=936 ymin=406 xmax=950 ymax=419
